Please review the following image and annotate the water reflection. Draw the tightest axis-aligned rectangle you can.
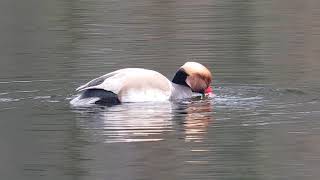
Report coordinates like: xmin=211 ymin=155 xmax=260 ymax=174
xmin=177 ymin=101 xmax=213 ymax=142
xmin=73 ymin=100 xmax=214 ymax=143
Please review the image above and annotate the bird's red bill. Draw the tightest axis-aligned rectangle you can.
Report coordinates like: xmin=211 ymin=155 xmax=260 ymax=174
xmin=205 ymin=86 xmax=213 ymax=94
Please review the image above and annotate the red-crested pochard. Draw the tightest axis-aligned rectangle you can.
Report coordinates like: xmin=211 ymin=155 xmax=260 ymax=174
xmin=70 ymin=62 xmax=212 ymax=105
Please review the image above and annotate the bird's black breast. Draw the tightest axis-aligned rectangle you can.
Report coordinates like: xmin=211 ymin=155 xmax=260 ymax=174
xmin=172 ymin=68 xmax=189 ymax=86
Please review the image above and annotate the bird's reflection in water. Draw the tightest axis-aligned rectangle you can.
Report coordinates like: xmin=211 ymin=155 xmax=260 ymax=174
xmin=173 ymin=100 xmax=214 ymax=142
xmin=74 ymin=102 xmax=173 ymax=143
xmin=73 ymin=99 xmax=214 ymax=143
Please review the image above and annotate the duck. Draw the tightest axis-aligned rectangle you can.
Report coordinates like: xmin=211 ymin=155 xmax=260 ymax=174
xmin=70 ymin=62 xmax=212 ymax=105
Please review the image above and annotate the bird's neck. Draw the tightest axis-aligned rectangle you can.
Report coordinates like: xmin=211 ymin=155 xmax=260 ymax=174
xmin=170 ymin=83 xmax=192 ymax=100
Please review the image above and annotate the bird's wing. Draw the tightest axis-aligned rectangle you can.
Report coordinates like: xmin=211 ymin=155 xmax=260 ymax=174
xmin=75 ymin=68 xmax=172 ymax=96
xmin=76 ymin=68 xmax=127 ymax=92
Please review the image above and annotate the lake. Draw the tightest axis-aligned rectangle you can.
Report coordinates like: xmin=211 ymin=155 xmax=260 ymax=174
xmin=1 ymin=0 xmax=320 ymax=179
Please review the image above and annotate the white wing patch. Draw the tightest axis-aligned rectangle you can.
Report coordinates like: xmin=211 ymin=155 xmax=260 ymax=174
xmin=120 ymin=88 xmax=170 ymax=102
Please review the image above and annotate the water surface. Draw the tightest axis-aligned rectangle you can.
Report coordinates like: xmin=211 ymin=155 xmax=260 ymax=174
xmin=1 ymin=0 xmax=320 ymax=180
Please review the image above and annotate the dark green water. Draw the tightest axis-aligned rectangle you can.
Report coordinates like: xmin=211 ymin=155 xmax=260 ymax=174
xmin=1 ymin=0 xmax=320 ymax=179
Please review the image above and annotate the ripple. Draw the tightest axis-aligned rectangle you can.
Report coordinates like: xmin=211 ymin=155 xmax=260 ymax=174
xmin=46 ymin=100 xmax=61 ymax=103
xmin=0 ymin=98 xmax=20 ymax=102
xmin=271 ymin=88 xmax=307 ymax=95
xmin=185 ymin=161 xmax=209 ymax=164
xmin=33 ymin=96 xmax=51 ymax=100
xmin=15 ymin=90 xmax=40 ymax=93
xmin=0 ymin=79 xmax=66 ymax=84
xmin=105 ymin=138 xmax=163 ymax=143
xmin=0 ymin=107 xmax=17 ymax=111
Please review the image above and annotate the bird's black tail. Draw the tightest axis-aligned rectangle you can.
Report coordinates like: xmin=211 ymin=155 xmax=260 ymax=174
xmin=80 ymin=89 xmax=121 ymax=106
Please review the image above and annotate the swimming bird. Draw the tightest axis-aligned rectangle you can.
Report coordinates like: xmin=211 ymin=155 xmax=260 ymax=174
xmin=70 ymin=62 xmax=212 ymax=105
